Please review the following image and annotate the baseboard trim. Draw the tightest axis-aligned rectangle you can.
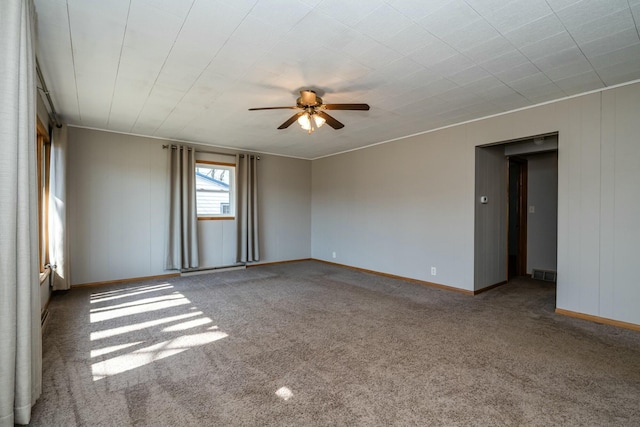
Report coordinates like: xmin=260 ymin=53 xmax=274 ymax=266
xmin=246 ymin=258 xmax=312 ymax=268
xmin=181 ymin=264 xmax=245 ymax=276
xmin=72 ymin=273 xmax=180 ymax=288
xmin=473 ymin=280 xmax=508 ymax=295
xmin=556 ymin=308 xmax=640 ymax=332
xmin=313 ymin=259 xmax=474 ymax=295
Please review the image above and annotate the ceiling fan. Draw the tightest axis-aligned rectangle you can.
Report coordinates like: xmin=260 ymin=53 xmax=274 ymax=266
xmin=249 ymin=90 xmax=370 ymax=134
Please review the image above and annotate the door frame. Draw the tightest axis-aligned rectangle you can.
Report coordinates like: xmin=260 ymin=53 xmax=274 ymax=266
xmin=507 ymin=156 xmax=528 ymax=278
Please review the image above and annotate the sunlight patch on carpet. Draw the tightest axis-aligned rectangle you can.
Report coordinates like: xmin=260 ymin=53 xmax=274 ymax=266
xmin=90 ymin=312 xmax=203 ymax=341
xmin=162 ymin=317 xmax=213 ymax=332
xmin=90 ymin=285 xmax=228 ymax=381
xmin=90 ymin=342 xmax=143 ymax=358
xmin=90 ymin=283 xmax=175 ymax=303
xmin=276 ymin=387 xmax=293 ymax=401
xmin=91 ymin=330 xmax=228 ymax=381
xmin=89 ymin=297 xmax=191 ymax=323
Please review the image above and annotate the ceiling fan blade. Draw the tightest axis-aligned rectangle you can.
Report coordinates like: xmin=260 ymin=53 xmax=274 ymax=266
xmin=323 ymin=103 xmax=370 ymax=111
xmin=277 ymin=112 xmax=305 ymax=129
xmin=300 ymin=90 xmax=317 ymax=106
xmin=249 ymin=106 xmax=300 ymax=111
xmin=316 ymin=111 xmax=344 ymax=129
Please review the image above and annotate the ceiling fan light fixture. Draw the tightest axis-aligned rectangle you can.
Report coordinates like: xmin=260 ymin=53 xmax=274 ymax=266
xmin=297 ymin=113 xmax=311 ymax=131
xmin=313 ymin=114 xmax=325 ymax=129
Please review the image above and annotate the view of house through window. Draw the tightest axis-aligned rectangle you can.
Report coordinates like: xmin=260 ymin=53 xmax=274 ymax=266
xmin=195 ymin=161 xmax=235 ymax=219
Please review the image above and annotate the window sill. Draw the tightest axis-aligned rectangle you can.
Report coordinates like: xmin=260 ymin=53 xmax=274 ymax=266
xmin=198 ymin=216 xmax=236 ymax=221
xmin=39 ymin=268 xmax=50 ymax=286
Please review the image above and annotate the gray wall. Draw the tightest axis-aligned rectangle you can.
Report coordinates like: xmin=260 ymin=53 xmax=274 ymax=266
xmin=474 ymin=145 xmax=507 ymax=290
xmin=312 ymin=126 xmax=474 ymax=291
xmin=526 ymin=151 xmax=558 ymax=274
xmin=68 ymin=127 xmax=311 ymax=285
xmin=312 ymin=82 xmax=640 ymax=325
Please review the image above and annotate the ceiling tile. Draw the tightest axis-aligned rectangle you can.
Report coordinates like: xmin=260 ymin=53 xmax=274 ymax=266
xmin=355 ymin=4 xmax=414 ymax=43
xmin=383 ymin=24 xmax=438 ymax=56
xmin=580 ymin=28 xmax=640 ymax=58
xmin=508 ymin=72 xmax=553 ymax=90
xmin=409 ymin=39 xmax=459 ymax=67
xmin=124 ymin=1 xmax=185 ymax=47
xmin=495 ymin=62 xmax=541 ymax=83
xmin=427 ymin=54 xmax=476 ymax=78
xmin=368 ymin=57 xmax=425 ymax=81
xmin=502 ymin=13 xmax=566 ymax=48
xmin=461 ymin=75 xmax=507 ymax=96
xmin=348 ymin=41 xmax=404 ymax=70
xmin=481 ymin=0 xmax=553 ymax=34
xmin=553 ymin=70 xmax=605 ymax=95
xmin=385 ymin=0 xmax=454 ymax=20
xmin=553 ymin=0 xmax=630 ymax=29
xmin=418 ymin=0 xmax=481 ymax=38
xmin=463 ymin=0 xmax=509 ymax=16
xmin=597 ymin=60 xmax=640 ymax=86
xmin=289 ymin=11 xmax=352 ymax=50
xmin=250 ymin=0 xmax=313 ymax=31
xmin=588 ymin=42 xmax=640 ymax=70
xmin=542 ymin=57 xmax=593 ymax=81
xmin=545 ymin=0 xmax=581 ymax=11
xmin=568 ymin=8 xmax=636 ymax=45
xmin=461 ymin=35 xmax=514 ymax=62
xmin=518 ymin=31 xmax=577 ymax=62
xmin=448 ymin=66 xmax=493 ymax=86
xmin=315 ymin=0 xmax=384 ymax=26
xmin=479 ymin=50 xmax=530 ymax=75
xmin=533 ymin=46 xmax=586 ymax=72
xmin=439 ymin=18 xmax=501 ymax=52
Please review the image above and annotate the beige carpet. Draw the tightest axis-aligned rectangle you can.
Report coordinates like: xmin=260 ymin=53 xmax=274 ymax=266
xmin=30 ymin=261 xmax=640 ymax=426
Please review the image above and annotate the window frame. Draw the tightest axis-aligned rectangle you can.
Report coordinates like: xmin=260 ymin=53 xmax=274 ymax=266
xmin=195 ymin=160 xmax=236 ymax=221
xmin=36 ymin=118 xmax=51 ymax=273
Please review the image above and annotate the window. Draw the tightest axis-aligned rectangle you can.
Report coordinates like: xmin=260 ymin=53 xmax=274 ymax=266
xmin=195 ymin=161 xmax=235 ymax=219
xmin=36 ymin=118 xmax=50 ymax=272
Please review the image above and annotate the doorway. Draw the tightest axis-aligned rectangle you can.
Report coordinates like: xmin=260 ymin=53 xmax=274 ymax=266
xmin=508 ymin=157 xmax=527 ymax=279
xmin=474 ymin=133 xmax=559 ymax=292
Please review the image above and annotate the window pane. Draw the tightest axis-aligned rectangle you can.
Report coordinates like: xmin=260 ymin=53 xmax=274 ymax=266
xmin=196 ymin=164 xmax=234 ymax=217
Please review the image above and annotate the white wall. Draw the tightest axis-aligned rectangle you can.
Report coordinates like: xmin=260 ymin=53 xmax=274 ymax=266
xmin=68 ymin=127 xmax=311 ymax=285
xmin=312 ymin=82 xmax=640 ymax=325
xmin=526 ymin=151 xmax=558 ymax=274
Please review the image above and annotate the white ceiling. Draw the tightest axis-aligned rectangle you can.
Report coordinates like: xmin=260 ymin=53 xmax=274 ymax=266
xmin=34 ymin=0 xmax=640 ymax=159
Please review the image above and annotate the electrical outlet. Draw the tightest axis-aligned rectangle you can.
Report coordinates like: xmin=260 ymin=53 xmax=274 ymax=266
xmin=332 ymin=251 xmax=337 ymax=259
xmin=431 ymin=267 xmax=436 ymax=276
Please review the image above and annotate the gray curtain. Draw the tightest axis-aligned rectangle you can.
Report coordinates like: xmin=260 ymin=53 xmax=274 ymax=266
xmin=165 ymin=146 xmax=199 ymax=270
xmin=48 ymin=124 xmax=70 ymax=290
xmin=0 ymin=0 xmax=42 ymax=425
xmin=236 ymin=154 xmax=260 ymax=263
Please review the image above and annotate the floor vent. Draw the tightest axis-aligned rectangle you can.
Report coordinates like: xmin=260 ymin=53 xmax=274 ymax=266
xmin=532 ymin=269 xmax=556 ymax=282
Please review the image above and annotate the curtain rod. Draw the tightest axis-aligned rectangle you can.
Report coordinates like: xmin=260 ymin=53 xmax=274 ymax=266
xmin=36 ymin=57 xmax=62 ymax=128
xmin=162 ymin=144 xmax=260 ymax=160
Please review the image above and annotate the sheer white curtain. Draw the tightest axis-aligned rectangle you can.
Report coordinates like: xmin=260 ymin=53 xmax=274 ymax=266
xmin=48 ymin=124 xmax=70 ymax=290
xmin=0 ymin=0 xmax=42 ymax=425
xmin=165 ymin=146 xmax=199 ymax=270
xmin=236 ymin=154 xmax=260 ymax=263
